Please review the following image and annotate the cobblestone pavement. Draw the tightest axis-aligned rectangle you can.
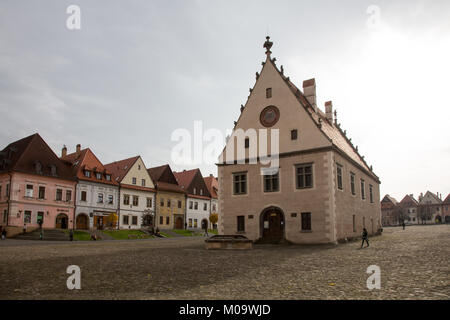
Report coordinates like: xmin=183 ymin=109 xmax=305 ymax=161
xmin=0 ymin=225 xmax=449 ymax=300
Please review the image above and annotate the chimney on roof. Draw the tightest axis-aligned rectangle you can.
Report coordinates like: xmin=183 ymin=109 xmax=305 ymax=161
xmin=76 ymin=144 xmax=81 ymax=156
xmin=325 ymin=101 xmax=333 ymax=123
xmin=210 ymin=174 xmax=213 ymax=177
xmin=302 ymin=78 xmax=317 ymax=112
xmin=61 ymin=145 xmax=67 ymax=158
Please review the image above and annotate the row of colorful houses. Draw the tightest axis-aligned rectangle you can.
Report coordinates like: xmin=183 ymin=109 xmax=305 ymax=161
xmin=0 ymin=133 xmax=219 ymax=234
xmin=381 ymin=191 xmax=450 ymax=226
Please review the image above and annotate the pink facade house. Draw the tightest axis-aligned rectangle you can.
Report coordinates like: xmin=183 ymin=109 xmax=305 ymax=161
xmin=0 ymin=133 xmax=76 ymax=232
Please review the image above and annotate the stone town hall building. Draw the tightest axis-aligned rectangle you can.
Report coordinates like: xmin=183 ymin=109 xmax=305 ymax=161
xmin=218 ymin=37 xmax=381 ymax=244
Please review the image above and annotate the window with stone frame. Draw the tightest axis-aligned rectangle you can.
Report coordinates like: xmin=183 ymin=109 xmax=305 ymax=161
xmin=123 ymin=194 xmax=130 ymax=205
xmin=160 ymin=198 xmax=164 ymax=206
xmin=146 ymin=197 xmax=152 ymax=208
xmin=189 ymin=218 xmax=192 ymax=227
xmin=264 ymin=172 xmax=279 ymax=192
xmin=26 ymin=184 xmax=33 ymax=198
xmin=123 ymin=215 xmax=129 ymax=225
xmin=160 ymin=216 xmax=163 ymax=225
xmin=132 ymin=216 xmax=138 ymax=225
xmin=98 ymin=193 xmax=103 ymax=203
xmin=38 ymin=186 xmax=45 ymax=199
xmin=66 ymin=190 xmax=72 ymax=202
xmin=132 ymin=177 xmax=137 ymax=185
xmin=337 ymin=164 xmax=343 ymax=190
xmin=167 ymin=199 xmax=171 ymax=207
xmin=178 ymin=200 xmax=182 ymax=208
xmin=295 ymin=164 xmax=313 ymax=189
xmin=81 ymin=190 xmax=87 ymax=202
xmin=203 ymin=202 xmax=207 ymax=211
xmin=194 ymin=219 xmax=198 ymax=228
xmin=132 ymin=195 xmax=139 ymax=206
xmin=266 ymin=87 xmax=272 ymax=98
xmin=194 ymin=202 xmax=198 ymax=210
xmin=369 ymin=184 xmax=374 ymax=203
xmin=233 ymin=172 xmax=247 ymax=195
xmin=108 ymin=195 xmax=114 ymax=204
xmin=166 ymin=217 xmax=170 ymax=225
xmin=189 ymin=201 xmax=193 ymax=209
xmin=291 ymin=129 xmax=298 ymax=140
xmin=24 ymin=210 xmax=32 ymax=223
xmin=237 ymin=215 xmax=245 ymax=232
xmin=350 ymin=172 xmax=356 ymax=195
xmin=361 ymin=179 xmax=366 ymax=200
xmin=301 ymin=212 xmax=312 ymax=231
xmin=56 ymin=189 xmax=63 ymax=201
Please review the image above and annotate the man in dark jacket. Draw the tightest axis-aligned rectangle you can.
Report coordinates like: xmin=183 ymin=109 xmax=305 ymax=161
xmin=361 ymin=228 xmax=369 ymax=248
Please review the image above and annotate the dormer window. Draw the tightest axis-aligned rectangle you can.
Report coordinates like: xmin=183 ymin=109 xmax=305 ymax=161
xmin=84 ymin=170 xmax=91 ymax=178
xmin=96 ymin=172 xmax=102 ymax=180
xmin=200 ymin=189 xmax=203 ymax=195
xmin=193 ymin=187 xmax=197 ymax=195
xmin=106 ymin=174 xmax=111 ymax=181
xmin=50 ymin=165 xmax=57 ymax=176
xmin=35 ymin=162 xmax=42 ymax=174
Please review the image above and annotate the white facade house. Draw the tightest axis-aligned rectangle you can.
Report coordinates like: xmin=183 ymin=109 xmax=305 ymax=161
xmin=186 ymin=196 xmax=210 ymax=230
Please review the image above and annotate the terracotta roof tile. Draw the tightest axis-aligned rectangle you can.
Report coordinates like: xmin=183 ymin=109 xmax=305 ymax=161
xmin=204 ymin=175 xmax=218 ymax=199
xmin=104 ymin=156 xmax=140 ymax=183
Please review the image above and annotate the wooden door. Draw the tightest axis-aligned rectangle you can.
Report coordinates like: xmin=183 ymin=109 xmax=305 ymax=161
xmin=175 ymin=217 xmax=183 ymax=229
xmin=56 ymin=214 xmax=68 ymax=229
xmin=76 ymin=214 xmax=88 ymax=230
xmin=262 ymin=210 xmax=283 ymax=242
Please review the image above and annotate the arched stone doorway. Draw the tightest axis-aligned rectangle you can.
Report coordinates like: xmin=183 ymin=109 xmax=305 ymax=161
xmin=259 ymin=206 xmax=285 ymax=243
xmin=175 ymin=217 xmax=183 ymax=229
xmin=142 ymin=214 xmax=154 ymax=227
xmin=201 ymin=219 xmax=208 ymax=230
xmin=55 ymin=213 xmax=68 ymax=229
xmin=76 ymin=214 xmax=89 ymax=230
xmin=435 ymin=215 xmax=442 ymax=224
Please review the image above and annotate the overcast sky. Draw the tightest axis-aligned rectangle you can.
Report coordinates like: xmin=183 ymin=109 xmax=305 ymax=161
xmin=0 ymin=0 xmax=449 ymax=201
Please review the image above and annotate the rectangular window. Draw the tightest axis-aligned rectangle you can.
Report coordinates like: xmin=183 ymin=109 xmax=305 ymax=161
xmin=291 ymin=129 xmax=298 ymax=140
xmin=106 ymin=174 xmax=111 ymax=181
xmin=66 ymin=190 xmax=72 ymax=202
xmin=264 ymin=172 xmax=279 ymax=192
xmin=37 ymin=211 xmax=44 ymax=224
xmin=24 ymin=210 xmax=32 ymax=223
xmin=141 ymin=179 xmax=145 ymax=187
xmin=132 ymin=177 xmax=137 ymax=185
xmin=361 ymin=179 xmax=366 ymax=200
xmin=369 ymin=185 xmax=374 ymax=203
xmin=56 ymin=189 xmax=63 ymax=201
xmin=188 ymin=219 xmax=192 ymax=227
xmin=296 ymin=164 xmax=313 ymax=189
xmin=337 ymin=164 xmax=343 ymax=190
xmin=178 ymin=200 xmax=182 ymax=208
xmin=244 ymin=138 xmax=249 ymax=149
xmin=203 ymin=203 xmax=207 ymax=211
xmin=123 ymin=215 xmax=129 ymax=225
xmin=167 ymin=199 xmax=171 ymax=207
xmin=108 ymin=195 xmax=114 ymax=204
xmin=84 ymin=170 xmax=91 ymax=178
xmin=26 ymin=184 xmax=33 ymax=198
xmin=353 ymin=215 xmax=356 ymax=232
xmin=233 ymin=173 xmax=247 ymax=195
xmin=98 ymin=193 xmax=103 ymax=203
xmin=132 ymin=216 xmax=138 ymax=225
xmin=194 ymin=219 xmax=198 ymax=228
xmin=189 ymin=201 xmax=193 ymax=209
xmin=6 ymin=184 xmax=10 ymax=197
xmin=213 ymin=204 xmax=216 ymax=212
xmin=166 ymin=217 xmax=170 ymax=225
xmin=237 ymin=215 xmax=245 ymax=232
xmin=350 ymin=173 xmax=356 ymax=195
xmin=160 ymin=216 xmax=163 ymax=225
xmin=123 ymin=194 xmax=130 ymax=205
xmin=146 ymin=197 xmax=152 ymax=208
xmin=96 ymin=172 xmax=102 ymax=180
xmin=81 ymin=190 xmax=87 ymax=202
xmin=194 ymin=202 xmax=198 ymax=210
xmin=38 ymin=186 xmax=45 ymax=199
xmin=132 ymin=196 xmax=139 ymax=206
xmin=266 ymin=87 xmax=272 ymax=98
xmin=160 ymin=198 xmax=164 ymax=206
xmin=301 ymin=212 xmax=312 ymax=231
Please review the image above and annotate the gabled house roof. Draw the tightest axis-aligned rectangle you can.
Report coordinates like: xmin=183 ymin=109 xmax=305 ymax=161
xmin=61 ymin=147 xmax=118 ymax=186
xmin=443 ymin=194 xmax=450 ymax=205
xmin=204 ymin=175 xmax=218 ymax=199
xmin=173 ymin=168 xmax=211 ymax=199
xmin=381 ymin=194 xmax=398 ymax=210
xmin=0 ymin=133 xmax=75 ymax=181
xmin=399 ymin=194 xmax=418 ymax=207
xmin=148 ymin=164 xmax=185 ymax=194
xmin=419 ymin=191 xmax=442 ymax=205
xmin=104 ymin=156 xmax=140 ymax=183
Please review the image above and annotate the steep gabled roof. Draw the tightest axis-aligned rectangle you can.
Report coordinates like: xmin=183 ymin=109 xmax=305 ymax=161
xmin=204 ymin=175 xmax=218 ymax=199
xmin=173 ymin=169 xmax=198 ymax=190
xmin=148 ymin=164 xmax=185 ymax=193
xmin=61 ymin=148 xmax=118 ymax=186
xmin=174 ymin=168 xmax=211 ymax=198
xmin=399 ymin=194 xmax=418 ymax=207
xmin=381 ymin=194 xmax=398 ymax=208
xmin=0 ymin=133 xmax=75 ymax=181
xmin=419 ymin=191 xmax=442 ymax=204
xmin=103 ymin=156 xmax=140 ymax=183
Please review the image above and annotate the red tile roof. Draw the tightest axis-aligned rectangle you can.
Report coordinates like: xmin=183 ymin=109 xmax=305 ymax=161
xmin=0 ymin=133 xmax=75 ymax=181
xmin=61 ymin=148 xmax=118 ymax=186
xmin=443 ymin=194 xmax=450 ymax=204
xmin=204 ymin=175 xmax=218 ymax=199
xmin=399 ymin=194 xmax=418 ymax=207
xmin=104 ymin=156 xmax=140 ymax=183
xmin=148 ymin=164 xmax=185 ymax=194
xmin=173 ymin=169 xmax=198 ymax=190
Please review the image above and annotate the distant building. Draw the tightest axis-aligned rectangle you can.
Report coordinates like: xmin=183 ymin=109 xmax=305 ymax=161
xmin=418 ymin=191 xmax=443 ymax=224
xmin=443 ymin=194 xmax=450 ymax=223
xmin=0 ymin=133 xmax=76 ymax=231
xmin=204 ymin=174 xmax=219 ymax=229
xmin=398 ymin=194 xmax=419 ymax=224
xmin=174 ymin=169 xmax=212 ymax=230
xmin=104 ymin=156 xmax=156 ymax=229
xmin=381 ymin=195 xmax=399 ymax=226
xmin=148 ymin=164 xmax=186 ymax=230
xmin=61 ymin=144 xmax=119 ymax=230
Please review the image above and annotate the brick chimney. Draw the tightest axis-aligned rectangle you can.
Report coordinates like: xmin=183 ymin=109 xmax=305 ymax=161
xmin=325 ymin=101 xmax=333 ymax=123
xmin=302 ymin=78 xmax=317 ymax=112
xmin=61 ymin=145 xmax=67 ymax=158
xmin=76 ymin=144 xmax=81 ymax=156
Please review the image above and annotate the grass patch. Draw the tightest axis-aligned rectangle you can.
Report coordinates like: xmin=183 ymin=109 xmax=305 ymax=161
xmin=101 ymin=229 xmax=150 ymax=240
xmin=171 ymin=229 xmax=219 ymax=236
xmin=63 ymin=230 xmax=91 ymax=241
xmin=159 ymin=232 xmax=171 ymax=238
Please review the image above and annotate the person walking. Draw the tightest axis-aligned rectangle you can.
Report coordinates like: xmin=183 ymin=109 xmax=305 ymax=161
xmin=23 ymin=223 xmax=27 ymax=235
xmin=361 ymin=227 xmax=369 ymax=248
xmin=402 ymin=221 xmax=405 ymax=230
xmin=69 ymin=229 xmax=74 ymax=241
xmin=1 ymin=227 xmax=6 ymax=240
xmin=203 ymin=222 xmax=209 ymax=237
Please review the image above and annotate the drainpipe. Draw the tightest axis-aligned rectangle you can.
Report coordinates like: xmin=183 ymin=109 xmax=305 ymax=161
xmin=6 ymin=173 xmax=12 ymax=226
xmin=72 ymin=179 xmax=77 ymax=231
xmin=117 ymin=184 xmax=121 ymax=230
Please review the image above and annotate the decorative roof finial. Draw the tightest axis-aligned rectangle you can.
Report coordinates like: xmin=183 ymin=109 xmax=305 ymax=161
xmin=263 ymin=36 xmax=273 ymax=56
